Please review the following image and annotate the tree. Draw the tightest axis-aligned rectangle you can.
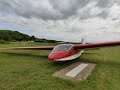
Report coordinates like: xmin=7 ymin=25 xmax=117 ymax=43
xmin=0 ymin=30 xmax=36 ymax=42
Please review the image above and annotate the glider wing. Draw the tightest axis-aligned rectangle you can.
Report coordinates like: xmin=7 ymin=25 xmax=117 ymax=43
xmin=74 ymin=41 xmax=120 ymax=49
xmin=0 ymin=46 xmax=55 ymax=50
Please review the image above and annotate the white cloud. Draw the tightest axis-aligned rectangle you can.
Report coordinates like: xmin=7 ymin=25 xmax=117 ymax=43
xmin=90 ymin=7 xmax=103 ymax=15
xmin=108 ymin=4 xmax=120 ymax=20
xmin=0 ymin=0 xmax=120 ymax=43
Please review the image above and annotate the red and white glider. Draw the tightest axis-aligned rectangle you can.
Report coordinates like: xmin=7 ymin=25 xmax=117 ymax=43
xmin=0 ymin=41 xmax=120 ymax=61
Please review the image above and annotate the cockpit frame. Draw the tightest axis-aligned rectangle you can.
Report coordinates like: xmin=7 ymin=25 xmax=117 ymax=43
xmin=52 ymin=44 xmax=74 ymax=52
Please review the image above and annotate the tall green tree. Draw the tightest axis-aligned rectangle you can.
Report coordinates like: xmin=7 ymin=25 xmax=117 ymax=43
xmin=0 ymin=30 xmax=36 ymax=42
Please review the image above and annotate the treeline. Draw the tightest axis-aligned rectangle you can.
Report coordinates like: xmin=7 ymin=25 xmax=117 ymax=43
xmin=0 ymin=30 xmax=36 ymax=43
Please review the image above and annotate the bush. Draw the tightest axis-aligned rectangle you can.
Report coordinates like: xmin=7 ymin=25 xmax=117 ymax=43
xmin=0 ymin=40 xmax=10 ymax=44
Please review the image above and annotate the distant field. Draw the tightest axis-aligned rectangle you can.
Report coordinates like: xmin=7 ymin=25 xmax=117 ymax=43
xmin=0 ymin=42 xmax=120 ymax=90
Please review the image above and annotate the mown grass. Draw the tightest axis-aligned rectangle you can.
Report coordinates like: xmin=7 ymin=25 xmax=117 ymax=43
xmin=0 ymin=42 xmax=120 ymax=90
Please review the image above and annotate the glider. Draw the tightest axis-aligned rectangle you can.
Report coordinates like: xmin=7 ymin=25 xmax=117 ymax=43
xmin=0 ymin=41 xmax=120 ymax=61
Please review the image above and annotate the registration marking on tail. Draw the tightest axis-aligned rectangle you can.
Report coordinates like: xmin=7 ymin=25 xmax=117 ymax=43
xmin=65 ymin=63 xmax=88 ymax=77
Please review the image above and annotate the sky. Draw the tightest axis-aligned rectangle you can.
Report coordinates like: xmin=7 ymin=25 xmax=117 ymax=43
xmin=0 ymin=0 xmax=120 ymax=43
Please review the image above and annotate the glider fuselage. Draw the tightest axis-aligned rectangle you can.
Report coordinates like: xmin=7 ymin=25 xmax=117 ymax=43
xmin=48 ymin=44 xmax=84 ymax=61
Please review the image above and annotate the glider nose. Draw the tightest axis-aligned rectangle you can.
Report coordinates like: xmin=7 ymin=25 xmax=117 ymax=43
xmin=48 ymin=51 xmax=68 ymax=61
xmin=48 ymin=54 xmax=56 ymax=60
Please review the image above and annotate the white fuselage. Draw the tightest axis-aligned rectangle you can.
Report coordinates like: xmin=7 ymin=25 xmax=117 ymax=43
xmin=55 ymin=50 xmax=84 ymax=61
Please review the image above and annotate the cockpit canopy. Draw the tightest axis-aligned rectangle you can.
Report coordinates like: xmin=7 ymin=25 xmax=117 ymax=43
xmin=52 ymin=44 xmax=74 ymax=52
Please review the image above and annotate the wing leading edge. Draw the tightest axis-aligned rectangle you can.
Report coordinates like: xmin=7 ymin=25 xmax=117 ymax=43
xmin=74 ymin=41 xmax=120 ymax=49
xmin=0 ymin=46 xmax=55 ymax=50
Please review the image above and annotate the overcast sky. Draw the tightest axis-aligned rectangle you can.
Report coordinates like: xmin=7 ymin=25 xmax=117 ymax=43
xmin=0 ymin=0 xmax=120 ymax=43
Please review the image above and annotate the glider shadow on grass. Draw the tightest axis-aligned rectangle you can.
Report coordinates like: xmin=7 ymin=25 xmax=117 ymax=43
xmin=52 ymin=52 xmax=120 ymax=66
xmin=80 ymin=58 xmax=120 ymax=66
xmin=1 ymin=52 xmax=120 ymax=66
xmin=83 ymin=52 xmax=101 ymax=55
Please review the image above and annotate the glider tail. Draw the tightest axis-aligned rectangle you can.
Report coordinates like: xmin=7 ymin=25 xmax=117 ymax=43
xmin=81 ymin=38 xmax=85 ymax=44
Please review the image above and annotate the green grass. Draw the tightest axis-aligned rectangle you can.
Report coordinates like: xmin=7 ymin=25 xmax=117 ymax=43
xmin=0 ymin=42 xmax=120 ymax=90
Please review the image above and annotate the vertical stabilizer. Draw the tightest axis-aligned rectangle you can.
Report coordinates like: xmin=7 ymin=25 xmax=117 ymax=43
xmin=81 ymin=38 xmax=85 ymax=44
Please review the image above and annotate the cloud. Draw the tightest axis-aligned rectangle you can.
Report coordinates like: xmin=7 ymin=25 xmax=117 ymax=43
xmin=49 ymin=0 xmax=90 ymax=19
xmin=108 ymin=3 xmax=120 ymax=20
xmin=0 ymin=0 xmax=120 ymax=43
xmin=0 ymin=0 xmax=61 ymax=20
xmin=0 ymin=0 xmax=118 ymax=20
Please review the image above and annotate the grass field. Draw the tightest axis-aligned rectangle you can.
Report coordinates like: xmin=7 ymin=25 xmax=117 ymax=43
xmin=0 ymin=42 xmax=120 ymax=90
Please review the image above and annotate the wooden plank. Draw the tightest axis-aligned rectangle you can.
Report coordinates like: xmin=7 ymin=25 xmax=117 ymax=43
xmin=53 ymin=62 xmax=96 ymax=81
xmin=65 ymin=63 xmax=88 ymax=77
